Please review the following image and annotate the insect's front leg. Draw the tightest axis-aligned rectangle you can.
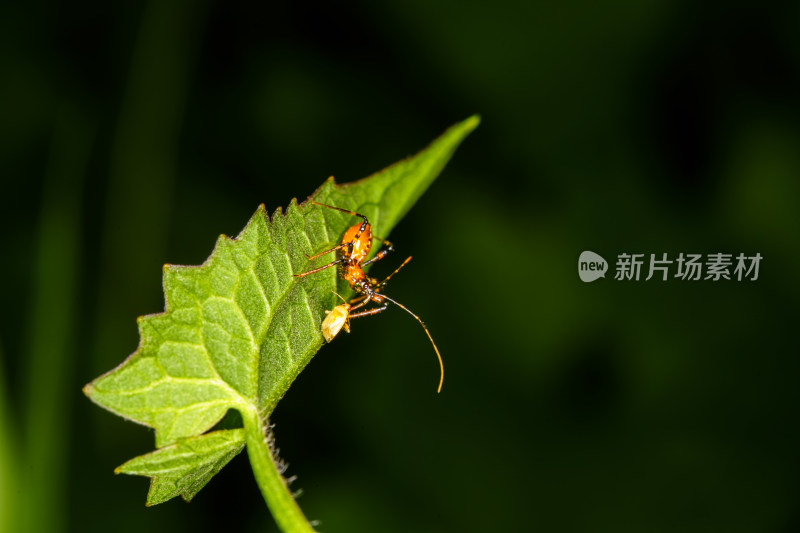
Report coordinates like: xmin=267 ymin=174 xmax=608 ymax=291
xmin=348 ymin=302 xmax=389 ymax=319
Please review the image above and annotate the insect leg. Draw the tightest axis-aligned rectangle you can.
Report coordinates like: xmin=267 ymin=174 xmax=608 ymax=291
xmin=362 ymin=238 xmax=395 ymax=266
xmin=312 ymin=201 xmax=368 ymax=221
xmin=348 ymin=302 xmax=389 ymax=319
xmin=347 ymin=293 xmax=371 ymax=312
xmin=304 ymin=242 xmax=348 ymax=261
xmin=293 ymin=258 xmax=343 ymax=278
xmin=374 ymin=256 xmax=412 ymax=289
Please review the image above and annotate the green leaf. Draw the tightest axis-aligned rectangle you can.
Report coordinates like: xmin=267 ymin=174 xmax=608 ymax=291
xmin=116 ymin=429 xmax=246 ymax=505
xmin=84 ymin=115 xmax=479 ymax=515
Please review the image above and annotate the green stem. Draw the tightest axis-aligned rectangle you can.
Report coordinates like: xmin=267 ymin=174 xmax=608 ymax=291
xmin=242 ymin=408 xmax=315 ymax=533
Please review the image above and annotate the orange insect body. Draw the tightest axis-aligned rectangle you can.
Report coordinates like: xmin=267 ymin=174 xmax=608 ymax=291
xmin=341 ymin=223 xmax=372 ymax=264
xmin=337 ymin=220 xmax=373 ymax=288
xmin=294 ymin=201 xmax=445 ymax=393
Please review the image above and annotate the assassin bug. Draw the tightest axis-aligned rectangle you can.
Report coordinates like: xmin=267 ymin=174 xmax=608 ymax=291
xmin=295 ymin=202 xmax=444 ymax=392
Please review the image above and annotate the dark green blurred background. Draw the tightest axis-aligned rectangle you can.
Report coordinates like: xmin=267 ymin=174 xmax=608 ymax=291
xmin=2 ymin=1 xmax=800 ymax=532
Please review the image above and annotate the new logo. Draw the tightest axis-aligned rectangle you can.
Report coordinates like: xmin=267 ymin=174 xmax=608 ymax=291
xmin=578 ymin=251 xmax=608 ymax=282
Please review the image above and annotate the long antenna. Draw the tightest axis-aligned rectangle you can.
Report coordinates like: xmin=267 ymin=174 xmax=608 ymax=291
xmin=381 ymin=294 xmax=444 ymax=393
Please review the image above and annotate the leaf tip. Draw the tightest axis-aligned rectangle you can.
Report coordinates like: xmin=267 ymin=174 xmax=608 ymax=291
xmin=82 ymin=382 xmax=95 ymax=399
xmin=459 ymin=114 xmax=481 ymax=134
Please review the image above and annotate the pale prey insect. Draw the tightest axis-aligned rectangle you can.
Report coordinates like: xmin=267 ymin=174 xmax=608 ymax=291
xmin=321 ymin=293 xmax=351 ymax=343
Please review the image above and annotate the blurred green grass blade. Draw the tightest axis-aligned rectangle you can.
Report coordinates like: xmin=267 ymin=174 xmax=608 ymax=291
xmin=92 ymin=0 xmax=208 ymax=384
xmin=0 ymin=341 xmax=14 ymax=533
xmin=19 ymin=105 xmax=92 ymax=533
xmin=116 ymin=429 xmax=246 ymax=505
xmin=85 ymin=116 xmax=478 ymax=518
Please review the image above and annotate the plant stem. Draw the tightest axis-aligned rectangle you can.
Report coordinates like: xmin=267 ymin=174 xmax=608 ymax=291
xmin=242 ymin=408 xmax=316 ymax=533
